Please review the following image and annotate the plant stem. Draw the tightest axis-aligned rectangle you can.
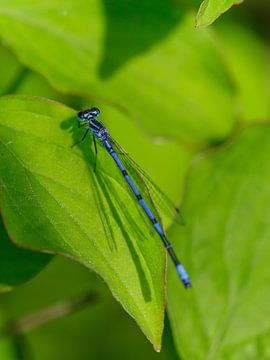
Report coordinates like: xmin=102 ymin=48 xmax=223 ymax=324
xmin=1 ymin=292 xmax=97 ymax=337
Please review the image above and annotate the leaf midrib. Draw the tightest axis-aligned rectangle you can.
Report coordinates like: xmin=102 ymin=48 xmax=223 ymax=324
xmin=0 ymin=135 xmax=161 ymax=345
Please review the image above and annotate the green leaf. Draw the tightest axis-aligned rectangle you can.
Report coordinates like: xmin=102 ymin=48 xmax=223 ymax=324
xmin=0 ymin=94 xmax=182 ymax=350
xmin=167 ymin=124 xmax=270 ymax=359
xmin=0 ymin=310 xmax=20 ymax=360
xmin=215 ymin=21 xmax=270 ymax=122
xmin=196 ymin=0 xmax=244 ymax=27
xmin=0 ymin=337 xmax=19 ymax=360
xmin=0 ymin=44 xmax=22 ymax=96
xmin=0 ymin=256 xmax=179 ymax=360
xmin=0 ymin=1 xmax=236 ymax=144
xmin=0 ymin=216 xmax=51 ymax=292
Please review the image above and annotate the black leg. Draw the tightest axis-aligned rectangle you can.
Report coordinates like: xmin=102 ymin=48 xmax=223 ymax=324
xmin=81 ymin=128 xmax=89 ymax=142
xmin=93 ymin=134 xmax=98 ymax=172
xmin=78 ymin=122 xmax=87 ymax=129
xmin=71 ymin=128 xmax=89 ymax=148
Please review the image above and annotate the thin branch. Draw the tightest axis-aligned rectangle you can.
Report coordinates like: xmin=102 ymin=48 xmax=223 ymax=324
xmin=1 ymin=292 xmax=97 ymax=337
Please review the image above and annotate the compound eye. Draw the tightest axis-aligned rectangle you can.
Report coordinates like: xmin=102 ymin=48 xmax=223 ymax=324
xmin=78 ymin=110 xmax=89 ymax=121
xmin=89 ymin=107 xmax=100 ymax=117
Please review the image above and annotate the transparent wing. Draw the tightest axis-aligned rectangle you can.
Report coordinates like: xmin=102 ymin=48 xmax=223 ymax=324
xmin=109 ymin=138 xmax=185 ymax=226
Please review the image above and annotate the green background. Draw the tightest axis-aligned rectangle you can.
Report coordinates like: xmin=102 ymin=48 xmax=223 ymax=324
xmin=0 ymin=0 xmax=270 ymax=359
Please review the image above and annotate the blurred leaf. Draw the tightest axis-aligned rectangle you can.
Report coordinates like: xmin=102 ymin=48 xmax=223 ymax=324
xmin=0 ymin=256 xmax=179 ymax=360
xmin=0 ymin=216 xmax=51 ymax=292
xmin=215 ymin=21 xmax=270 ymax=122
xmin=0 ymin=94 xmax=168 ymax=349
xmin=14 ymin=71 xmax=78 ymax=107
xmin=221 ymin=330 xmax=270 ymax=360
xmin=0 ymin=41 xmax=82 ymax=109
xmin=0 ymin=338 xmax=18 ymax=360
xmin=0 ymin=44 xmax=23 ymax=96
xmin=0 ymin=311 xmax=20 ymax=360
xmin=196 ymin=0 xmax=244 ymax=27
xmin=167 ymin=124 xmax=270 ymax=359
xmin=0 ymin=1 xmax=236 ymax=144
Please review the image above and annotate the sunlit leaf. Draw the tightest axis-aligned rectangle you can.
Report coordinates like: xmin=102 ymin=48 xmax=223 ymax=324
xmin=167 ymin=124 xmax=270 ymax=359
xmin=0 ymin=1 xmax=236 ymax=144
xmin=0 ymin=94 xmax=168 ymax=349
xmin=0 ymin=44 xmax=22 ymax=96
xmin=196 ymin=0 xmax=244 ymax=27
xmin=215 ymin=21 xmax=270 ymax=122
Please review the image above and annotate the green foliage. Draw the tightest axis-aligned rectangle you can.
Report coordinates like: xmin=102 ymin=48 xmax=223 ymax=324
xmin=0 ymin=95 xmax=171 ymax=349
xmin=196 ymin=0 xmax=244 ymax=27
xmin=0 ymin=257 xmax=179 ymax=360
xmin=0 ymin=0 xmax=269 ymax=359
xmin=0 ymin=217 xmax=51 ymax=292
xmin=0 ymin=96 xmax=164 ymax=348
xmin=167 ymin=125 xmax=270 ymax=359
xmin=0 ymin=338 xmax=18 ymax=360
xmin=215 ymin=21 xmax=270 ymax=121
xmin=0 ymin=1 xmax=237 ymax=143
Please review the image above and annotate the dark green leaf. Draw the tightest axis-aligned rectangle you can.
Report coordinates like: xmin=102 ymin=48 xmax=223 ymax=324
xmin=0 ymin=216 xmax=51 ymax=292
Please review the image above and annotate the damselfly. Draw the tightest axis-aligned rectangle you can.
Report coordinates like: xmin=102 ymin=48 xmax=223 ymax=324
xmin=76 ymin=107 xmax=191 ymax=288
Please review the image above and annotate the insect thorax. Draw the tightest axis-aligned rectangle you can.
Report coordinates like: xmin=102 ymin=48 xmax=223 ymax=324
xmin=89 ymin=119 xmax=108 ymax=141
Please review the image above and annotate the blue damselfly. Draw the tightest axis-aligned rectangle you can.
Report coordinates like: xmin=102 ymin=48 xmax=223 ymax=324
xmin=76 ymin=107 xmax=191 ymax=288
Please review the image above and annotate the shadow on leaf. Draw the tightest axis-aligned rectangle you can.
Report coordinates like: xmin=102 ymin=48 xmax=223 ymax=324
xmin=61 ymin=116 xmax=152 ymax=302
xmin=99 ymin=0 xmax=184 ymax=78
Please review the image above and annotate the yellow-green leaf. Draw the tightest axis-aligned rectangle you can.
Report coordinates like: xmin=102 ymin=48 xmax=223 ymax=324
xmin=167 ymin=124 xmax=270 ymax=359
xmin=196 ymin=0 xmax=244 ymax=27
xmin=0 ymin=94 xmax=167 ymax=349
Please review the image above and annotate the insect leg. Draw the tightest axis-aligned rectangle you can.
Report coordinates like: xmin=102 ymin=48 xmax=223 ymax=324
xmin=93 ymin=134 xmax=98 ymax=172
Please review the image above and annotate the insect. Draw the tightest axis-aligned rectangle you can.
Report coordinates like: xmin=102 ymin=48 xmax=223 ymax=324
xmin=76 ymin=107 xmax=191 ymax=288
